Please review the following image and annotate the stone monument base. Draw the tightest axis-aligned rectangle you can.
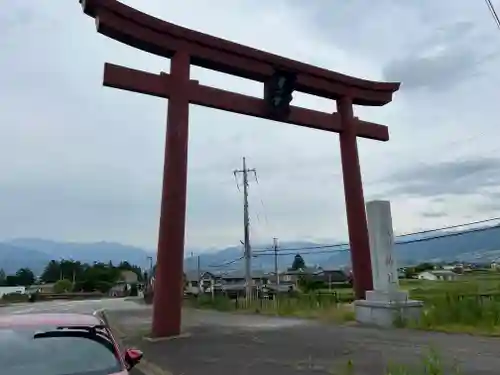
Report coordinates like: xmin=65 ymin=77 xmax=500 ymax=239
xmin=354 ymin=290 xmax=423 ymax=328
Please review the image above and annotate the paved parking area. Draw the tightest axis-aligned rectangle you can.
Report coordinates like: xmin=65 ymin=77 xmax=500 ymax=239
xmin=106 ymin=307 xmax=500 ymax=375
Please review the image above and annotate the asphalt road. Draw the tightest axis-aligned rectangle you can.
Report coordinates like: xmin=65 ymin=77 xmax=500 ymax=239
xmin=0 ymin=297 xmax=145 ymax=315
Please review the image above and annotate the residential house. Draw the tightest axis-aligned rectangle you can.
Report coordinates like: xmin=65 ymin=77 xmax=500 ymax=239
xmin=220 ymin=269 xmax=268 ymax=285
xmin=397 ymin=267 xmax=407 ymax=278
xmin=317 ymin=269 xmax=349 ymax=285
xmin=35 ymin=283 xmax=57 ymax=294
xmin=417 ymin=270 xmax=458 ymax=281
xmin=109 ymin=270 xmax=140 ymax=297
xmin=184 ymin=271 xmax=216 ymax=295
xmin=269 ymin=267 xmax=322 ymax=285
xmin=120 ymin=270 xmax=139 ymax=284
xmin=109 ymin=283 xmax=129 ymax=297
xmin=268 ymin=267 xmax=349 ymax=288
xmin=217 ymin=270 xmax=269 ymax=297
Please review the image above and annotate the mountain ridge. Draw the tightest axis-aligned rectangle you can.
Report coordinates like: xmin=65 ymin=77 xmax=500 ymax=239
xmin=1 ymin=224 xmax=500 ymax=275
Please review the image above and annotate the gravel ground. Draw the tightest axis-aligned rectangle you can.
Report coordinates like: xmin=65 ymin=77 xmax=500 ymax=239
xmin=106 ymin=307 xmax=500 ymax=375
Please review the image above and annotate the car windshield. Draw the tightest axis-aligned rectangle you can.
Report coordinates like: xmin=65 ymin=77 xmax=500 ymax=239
xmin=0 ymin=325 xmax=123 ymax=375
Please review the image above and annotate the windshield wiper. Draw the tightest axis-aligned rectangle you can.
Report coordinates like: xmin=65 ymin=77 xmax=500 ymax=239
xmin=33 ymin=330 xmax=116 ymax=354
xmin=56 ymin=324 xmax=108 ymax=331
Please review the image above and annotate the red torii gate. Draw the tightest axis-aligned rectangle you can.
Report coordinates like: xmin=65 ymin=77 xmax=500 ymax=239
xmin=79 ymin=0 xmax=400 ymax=337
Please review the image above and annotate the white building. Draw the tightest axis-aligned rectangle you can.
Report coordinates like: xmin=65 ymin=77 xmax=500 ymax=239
xmin=417 ymin=270 xmax=458 ymax=281
xmin=0 ymin=286 xmax=26 ymax=298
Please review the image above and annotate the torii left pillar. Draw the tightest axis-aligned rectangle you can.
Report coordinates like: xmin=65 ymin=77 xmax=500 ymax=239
xmin=151 ymin=51 xmax=191 ymax=338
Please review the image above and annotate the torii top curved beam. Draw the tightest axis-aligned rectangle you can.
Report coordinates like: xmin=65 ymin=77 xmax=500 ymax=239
xmin=80 ymin=0 xmax=400 ymax=106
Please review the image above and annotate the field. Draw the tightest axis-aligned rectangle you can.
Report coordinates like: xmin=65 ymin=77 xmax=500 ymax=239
xmin=401 ymin=271 xmax=500 ymax=334
xmin=186 ymin=271 xmax=500 ymax=335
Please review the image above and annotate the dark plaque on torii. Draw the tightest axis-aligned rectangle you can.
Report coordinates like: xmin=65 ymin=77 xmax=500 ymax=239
xmin=79 ymin=0 xmax=400 ymax=338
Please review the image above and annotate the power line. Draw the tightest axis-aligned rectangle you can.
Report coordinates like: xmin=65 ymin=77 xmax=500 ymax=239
xmin=204 ymin=216 xmax=500 ymax=269
xmin=397 ymin=216 xmax=500 ymax=238
xmin=253 ymin=243 xmax=347 ymax=253
xmin=254 ymin=224 xmax=500 ymax=257
xmin=253 ymin=215 xmax=500 ymax=254
xmin=208 ymin=256 xmax=244 ymax=268
xmin=207 ymin=221 xmax=500 ymax=268
xmin=485 ymin=0 xmax=500 ymax=30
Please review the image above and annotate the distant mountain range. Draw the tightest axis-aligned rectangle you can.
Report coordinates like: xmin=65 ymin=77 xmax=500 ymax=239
xmin=2 ymin=224 xmax=500 ymax=275
xmin=0 ymin=238 xmax=153 ymax=275
xmin=184 ymin=224 xmax=500 ymax=273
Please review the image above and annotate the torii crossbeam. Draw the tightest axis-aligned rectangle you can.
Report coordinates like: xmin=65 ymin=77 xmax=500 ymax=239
xmin=79 ymin=0 xmax=400 ymax=338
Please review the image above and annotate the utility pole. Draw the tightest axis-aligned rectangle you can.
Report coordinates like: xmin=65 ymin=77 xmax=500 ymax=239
xmin=197 ymin=255 xmax=201 ymax=295
xmin=234 ymin=157 xmax=256 ymax=300
xmin=273 ymin=237 xmax=279 ymax=310
xmin=273 ymin=237 xmax=279 ymax=287
xmin=146 ymin=255 xmax=153 ymax=292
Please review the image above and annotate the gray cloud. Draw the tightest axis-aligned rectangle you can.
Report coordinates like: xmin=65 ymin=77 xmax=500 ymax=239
xmin=385 ymin=158 xmax=500 ymax=198
xmin=383 ymin=47 xmax=479 ymax=91
xmin=383 ymin=21 xmax=500 ymax=91
xmin=421 ymin=211 xmax=447 ymax=219
xmin=1 ymin=0 xmax=500 ymax=250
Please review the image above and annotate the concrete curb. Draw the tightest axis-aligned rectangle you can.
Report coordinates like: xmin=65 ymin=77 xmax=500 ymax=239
xmin=96 ymin=309 xmax=173 ymax=375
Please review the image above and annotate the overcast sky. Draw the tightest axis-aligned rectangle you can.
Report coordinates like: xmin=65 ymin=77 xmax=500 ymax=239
xmin=1 ymin=0 xmax=500 ymax=252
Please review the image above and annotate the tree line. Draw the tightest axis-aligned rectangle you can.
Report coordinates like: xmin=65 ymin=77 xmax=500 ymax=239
xmin=0 ymin=259 xmax=145 ymax=293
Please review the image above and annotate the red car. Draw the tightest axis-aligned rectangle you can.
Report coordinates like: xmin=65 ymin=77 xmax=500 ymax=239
xmin=0 ymin=312 xmax=143 ymax=375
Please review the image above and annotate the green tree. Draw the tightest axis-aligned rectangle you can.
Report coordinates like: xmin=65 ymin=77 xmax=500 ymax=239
xmin=298 ymin=275 xmax=324 ymax=292
xmin=53 ymin=279 xmax=73 ymax=293
xmin=15 ymin=268 xmax=35 ymax=286
xmin=60 ymin=260 xmax=84 ymax=283
xmin=414 ymin=262 xmax=435 ymax=273
xmin=291 ymin=254 xmax=306 ymax=271
xmin=37 ymin=259 xmax=144 ymax=294
xmin=5 ymin=275 xmax=18 ymax=286
xmin=41 ymin=260 xmax=61 ymax=283
xmin=78 ymin=262 xmax=121 ymax=293
xmin=0 ymin=269 xmax=6 ymax=286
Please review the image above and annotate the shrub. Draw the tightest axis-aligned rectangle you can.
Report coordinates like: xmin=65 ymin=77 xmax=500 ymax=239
xmin=53 ymin=279 xmax=73 ymax=294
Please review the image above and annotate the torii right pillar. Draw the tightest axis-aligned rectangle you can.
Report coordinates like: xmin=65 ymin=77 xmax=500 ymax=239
xmin=338 ymin=96 xmax=373 ymax=299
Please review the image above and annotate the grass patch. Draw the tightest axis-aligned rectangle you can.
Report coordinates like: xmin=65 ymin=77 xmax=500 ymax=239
xmin=187 ymin=272 xmax=500 ymax=333
xmin=344 ymin=349 xmax=459 ymax=375
xmin=185 ymin=294 xmax=356 ymax=323
xmin=400 ymin=273 xmax=500 ymax=334
xmin=0 ymin=293 xmax=29 ymax=305
xmin=409 ymin=292 xmax=500 ymax=335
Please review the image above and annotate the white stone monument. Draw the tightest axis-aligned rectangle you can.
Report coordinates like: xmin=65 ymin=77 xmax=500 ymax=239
xmin=354 ymin=200 xmax=423 ymax=327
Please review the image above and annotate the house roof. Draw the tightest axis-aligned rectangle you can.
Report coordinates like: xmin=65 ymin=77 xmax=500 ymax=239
xmin=421 ymin=270 xmax=457 ymax=276
xmin=184 ymin=270 xmax=214 ymax=281
xmin=284 ymin=267 xmax=323 ymax=275
xmin=220 ymin=269 xmax=267 ymax=279
xmin=222 ymin=283 xmax=247 ymax=291
xmin=267 ymin=284 xmax=295 ymax=292
xmin=120 ymin=270 xmax=138 ymax=283
xmin=39 ymin=283 xmax=56 ymax=288
xmin=322 ymin=269 xmax=347 ymax=276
